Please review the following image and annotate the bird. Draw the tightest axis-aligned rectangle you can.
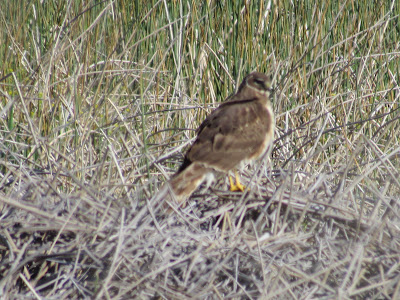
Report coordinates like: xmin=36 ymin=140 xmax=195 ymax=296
xmin=161 ymin=71 xmax=274 ymax=206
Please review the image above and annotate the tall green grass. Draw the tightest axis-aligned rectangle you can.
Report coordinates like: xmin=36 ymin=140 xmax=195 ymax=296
xmin=1 ymin=1 xmax=398 ymax=185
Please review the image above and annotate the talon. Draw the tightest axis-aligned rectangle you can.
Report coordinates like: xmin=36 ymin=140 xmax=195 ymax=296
xmin=229 ymin=171 xmax=246 ymax=192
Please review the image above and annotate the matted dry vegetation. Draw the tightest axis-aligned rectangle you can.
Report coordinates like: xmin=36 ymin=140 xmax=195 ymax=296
xmin=1 ymin=1 xmax=400 ymax=299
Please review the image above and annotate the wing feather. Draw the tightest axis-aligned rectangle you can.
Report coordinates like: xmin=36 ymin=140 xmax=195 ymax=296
xmin=185 ymin=98 xmax=273 ymax=172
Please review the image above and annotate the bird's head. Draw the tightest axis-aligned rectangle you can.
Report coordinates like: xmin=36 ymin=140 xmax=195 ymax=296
xmin=239 ymin=72 xmax=272 ymax=95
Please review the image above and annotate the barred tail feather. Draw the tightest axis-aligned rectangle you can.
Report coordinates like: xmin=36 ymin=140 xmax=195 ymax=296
xmin=168 ymin=162 xmax=211 ymax=203
xmin=152 ymin=162 xmax=213 ymax=211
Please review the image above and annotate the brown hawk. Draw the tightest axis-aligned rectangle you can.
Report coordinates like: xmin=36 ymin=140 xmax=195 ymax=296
xmin=162 ymin=72 xmax=274 ymax=205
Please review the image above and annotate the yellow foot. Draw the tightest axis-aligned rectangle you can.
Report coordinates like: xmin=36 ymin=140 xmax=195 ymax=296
xmin=229 ymin=171 xmax=246 ymax=192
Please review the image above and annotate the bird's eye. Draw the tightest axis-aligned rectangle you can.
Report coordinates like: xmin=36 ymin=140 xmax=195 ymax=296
xmin=254 ymin=78 xmax=264 ymax=85
xmin=254 ymin=78 xmax=269 ymax=90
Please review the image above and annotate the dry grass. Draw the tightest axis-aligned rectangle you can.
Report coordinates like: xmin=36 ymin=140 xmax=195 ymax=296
xmin=1 ymin=1 xmax=400 ymax=299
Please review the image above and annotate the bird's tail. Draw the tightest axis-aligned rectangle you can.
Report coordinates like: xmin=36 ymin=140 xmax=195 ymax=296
xmin=154 ymin=162 xmax=212 ymax=208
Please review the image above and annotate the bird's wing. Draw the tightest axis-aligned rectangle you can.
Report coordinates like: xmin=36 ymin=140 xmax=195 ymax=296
xmin=185 ymin=98 xmax=273 ymax=172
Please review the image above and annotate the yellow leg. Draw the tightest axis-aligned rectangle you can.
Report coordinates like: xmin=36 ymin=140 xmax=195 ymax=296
xmin=229 ymin=171 xmax=246 ymax=192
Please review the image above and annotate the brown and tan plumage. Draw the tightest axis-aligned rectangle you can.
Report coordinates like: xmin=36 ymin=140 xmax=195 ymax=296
xmin=163 ymin=72 xmax=274 ymax=205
